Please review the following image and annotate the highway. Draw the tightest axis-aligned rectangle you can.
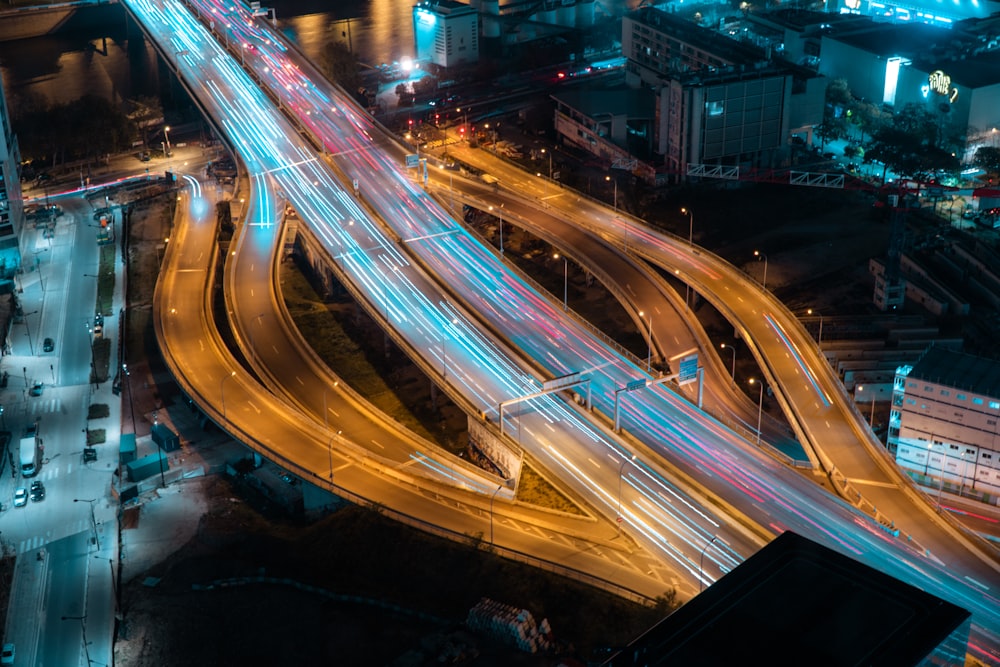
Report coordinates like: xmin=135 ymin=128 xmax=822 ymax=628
xmin=124 ymin=0 xmax=1000 ymax=660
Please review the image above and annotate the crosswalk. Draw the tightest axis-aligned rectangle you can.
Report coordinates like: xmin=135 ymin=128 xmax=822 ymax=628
xmin=15 ymin=518 xmax=92 ymax=554
xmin=29 ymin=398 xmax=63 ymax=415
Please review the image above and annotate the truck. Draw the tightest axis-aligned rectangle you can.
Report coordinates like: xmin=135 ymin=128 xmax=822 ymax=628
xmin=19 ymin=423 xmax=39 ymax=478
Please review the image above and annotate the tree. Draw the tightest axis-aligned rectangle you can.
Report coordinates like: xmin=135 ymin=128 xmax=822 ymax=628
xmin=321 ymin=40 xmax=361 ymax=93
xmin=867 ymin=103 xmax=958 ymax=180
xmin=127 ymin=95 xmax=164 ymax=149
xmin=973 ymin=147 xmax=1000 ymax=176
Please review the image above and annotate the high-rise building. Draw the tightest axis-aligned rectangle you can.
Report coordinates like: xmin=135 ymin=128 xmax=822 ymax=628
xmin=0 ymin=67 xmax=23 ymax=283
xmin=413 ymin=0 xmax=479 ymax=69
xmin=889 ymin=346 xmax=1000 ymax=499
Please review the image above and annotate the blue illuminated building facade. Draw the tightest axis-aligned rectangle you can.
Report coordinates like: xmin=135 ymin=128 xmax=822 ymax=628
xmin=413 ymin=0 xmax=480 ymax=69
xmin=0 ymin=68 xmax=23 ymax=282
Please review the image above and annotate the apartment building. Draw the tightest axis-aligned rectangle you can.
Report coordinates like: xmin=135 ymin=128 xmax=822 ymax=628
xmin=890 ymin=346 xmax=1000 ymax=501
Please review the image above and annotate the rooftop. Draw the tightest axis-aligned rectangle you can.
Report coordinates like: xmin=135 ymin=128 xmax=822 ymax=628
xmin=604 ymin=531 xmax=970 ymax=667
xmin=908 ymin=345 xmax=1000 ymax=398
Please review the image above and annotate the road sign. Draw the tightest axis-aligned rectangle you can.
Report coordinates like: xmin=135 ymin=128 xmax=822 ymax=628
xmin=405 ymin=154 xmax=419 ymax=168
xmin=543 ymin=372 xmax=581 ymax=392
xmin=678 ymin=353 xmax=699 ymax=386
xmin=626 ymin=379 xmax=646 ymax=393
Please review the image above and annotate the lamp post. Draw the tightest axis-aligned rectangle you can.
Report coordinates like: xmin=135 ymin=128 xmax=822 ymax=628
xmin=617 ymin=454 xmax=636 ymax=536
xmin=442 ymin=317 xmax=458 ymax=379
xmin=163 ymin=125 xmax=171 ymax=155
xmin=638 ymin=310 xmax=653 ymax=372
xmin=754 ymin=250 xmax=768 ymax=289
xmin=749 ymin=378 xmax=765 ymax=445
xmin=220 ymin=370 xmax=236 ymax=421
xmin=858 ymin=385 xmax=876 ymax=426
xmin=806 ymin=308 xmax=824 ymax=344
xmin=22 ymin=310 xmax=38 ymax=355
xmin=553 ymin=253 xmax=568 ymax=310
xmin=489 ymin=204 xmax=504 ymax=257
xmin=61 ymin=615 xmax=92 ymax=667
xmin=605 ymin=175 xmax=617 ymax=213
xmin=489 ymin=484 xmax=503 ymax=545
xmin=720 ymin=343 xmax=737 ymax=383
xmin=699 ymin=535 xmax=720 ymax=592
xmin=681 ymin=207 xmax=694 ymax=247
xmin=74 ymin=498 xmax=100 ymax=550
xmin=541 ymin=148 xmax=553 ymax=179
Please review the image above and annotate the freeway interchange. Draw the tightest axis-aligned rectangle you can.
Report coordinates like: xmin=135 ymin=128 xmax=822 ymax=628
xmin=126 ymin=0 xmax=1000 ymax=661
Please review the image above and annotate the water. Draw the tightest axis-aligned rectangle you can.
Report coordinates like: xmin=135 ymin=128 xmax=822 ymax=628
xmin=273 ymin=0 xmax=418 ymax=68
xmin=0 ymin=16 xmax=162 ymax=110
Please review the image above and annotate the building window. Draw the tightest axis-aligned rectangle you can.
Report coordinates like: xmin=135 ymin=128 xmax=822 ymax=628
xmin=940 ymin=390 xmax=950 ymax=397
xmin=706 ymin=101 xmax=724 ymax=117
xmin=906 ymin=398 xmax=916 ymax=405
xmin=991 ymin=401 xmax=1000 ymax=410
xmin=956 ymin=394 xmax=966 ymax=401
xmin=924 ymin=386 xmax=933 ymax=392
xmin=973 ymin=397 xmax=984 ymax=405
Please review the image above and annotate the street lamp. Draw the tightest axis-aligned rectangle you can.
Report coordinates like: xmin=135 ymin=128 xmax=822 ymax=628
xmin=749 ymin=378 xmax=765 ymax=445
xmin=638 ymin=310 xmax=653 ymax=373
xmin=163 ymin=125 xmax=171 ymax=155
xmin=681 ymin=207 xmax=694 ymax=247
xmin=442 ymin=317 xmax=458 ymax=379
xmin=541 ymin=148 xmax=553 ymax=179
xmin=489 ymin=204 xmax=505 ymax=257
xmin=806 ymin=308 xmax=824 ymax=344
xmin=617 ymin=454 xmax=636 ymax=535
xmin=720 ymin=343 xmax=737 ymax=383
xmin=22 ymin=310 xmax=38 ymax=355
xmin=74 ymin=498 xmax=100 ymax=550
xmin=220 ymin=370 xmax=236 ymax=421
xmin=553 ymin=253 xmax=568 ymax=311
xmin=699 ymin=535 xmax=720 ymax=592
xmin=754 ymin=250 xmax=768 ymax=289
xmin=605 ymin=175 xmax=618 ymax=213
xmin=489 ymin=484 xmax=503 ymax=545
xmin=858 ymin=385 xmax=876 ymax=427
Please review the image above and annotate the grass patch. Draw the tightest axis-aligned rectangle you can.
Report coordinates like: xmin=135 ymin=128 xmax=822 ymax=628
xmin=88 ymin=403 xmax=110 ymax=419
xmin=281 ymin=264 xmax=442 ymax=443
xmin=517 ymin=463 xmax=585 ymax=515
xmin=86 ymin=428 xmax=107 ymax=446
xmin=90 ymin=337 xmax=111 ymax=383
xmin=97 ymin=243 xmax=116 ymax=315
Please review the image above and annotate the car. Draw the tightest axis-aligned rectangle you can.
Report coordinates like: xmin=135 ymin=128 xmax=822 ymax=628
xmin=83 ymin=447 xmax=97 ymax=463
xmin=29 ymin=480 xmax=45 ymax=502
xmin=139 ymin=151 xmax=151 ymax=162
xmin=29 ymin=382 xmax=44 ymax=397
xmin=43 ymin=337 xmax=54 ymax=353
xmin=1 ymin=643 xmax=13 ymax=665
xmin=13 ymin=487 xmax=27 ymax=507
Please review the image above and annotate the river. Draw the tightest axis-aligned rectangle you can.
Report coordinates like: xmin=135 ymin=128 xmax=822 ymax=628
xmin=0 ymin=0 xmax=418 ymax=110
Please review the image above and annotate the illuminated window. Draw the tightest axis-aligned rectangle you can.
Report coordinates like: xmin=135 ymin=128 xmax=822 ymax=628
xmin=706 ymin=101 xmax=724 ymax=117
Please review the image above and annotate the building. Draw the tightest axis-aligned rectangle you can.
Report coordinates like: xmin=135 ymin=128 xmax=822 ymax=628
xmin=889 ymin=346 xmax=1000 ymax=501
xmin=0 ymin=67 xmax=23 ymax=284
xmin=550 ymin=7 xmax=825 ymax=184
xmin=604 ymin=531 xmax=971 ymax=667
xmin=413 ymin=0 xmax=480 ymax=69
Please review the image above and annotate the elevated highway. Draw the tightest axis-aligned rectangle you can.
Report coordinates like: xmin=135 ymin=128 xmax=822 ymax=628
xmin=125 ymin=0 xmax=1000 ymax=659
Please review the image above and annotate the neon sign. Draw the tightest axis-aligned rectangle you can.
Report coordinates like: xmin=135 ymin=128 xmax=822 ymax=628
xmin=928 ymin=70 xmax=958 ymax=103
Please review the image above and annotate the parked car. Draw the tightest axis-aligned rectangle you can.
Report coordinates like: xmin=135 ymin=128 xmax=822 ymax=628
xmin=43 ymin=337 xmax=54 ymax=352
xmin=1 ymin=643 xmax=14 ymax=666
xmin=29 ymin=480 xmax=45 ymax=502
xmin=13 ymin=487 xmax=27 ymax=507
xmin=29 ymin=382 xmax=44 ymax=397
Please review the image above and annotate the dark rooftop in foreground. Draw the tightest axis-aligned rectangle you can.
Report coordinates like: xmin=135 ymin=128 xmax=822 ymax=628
xmin=604 ymin=531 xmax=970 ymax=667
xmin=908 ymin=345 xmax=1000 ymax=398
